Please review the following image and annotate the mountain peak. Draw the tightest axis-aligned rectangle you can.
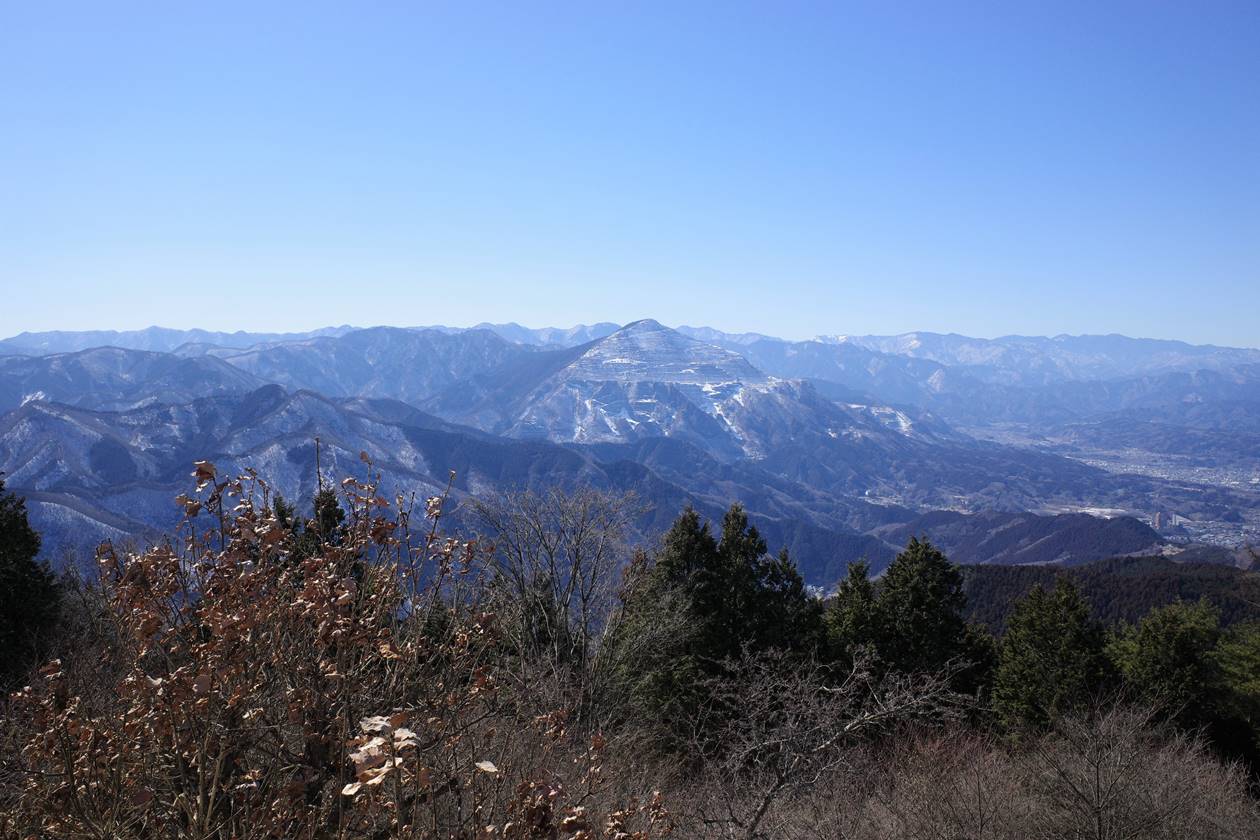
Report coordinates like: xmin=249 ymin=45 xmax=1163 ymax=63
xmin=563 ymin=319 xmax=767 ymax=384
xmin=618 ymin=318 xmax=667 ymax=334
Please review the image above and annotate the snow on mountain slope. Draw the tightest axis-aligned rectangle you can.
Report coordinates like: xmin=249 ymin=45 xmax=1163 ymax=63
xmin=214 ymin=327 xmax=533 ymax=405
xmin=822 ymin=332 xmax=1260 ymax=385
xmin=564 ymin=319 xmax=767 ymax=385
xmin=0 ymin=386 xmax=901 ymax=581
xmin=0 ymin=347 xmax=268 ymax=412
xmin=448 ymin=320 xmax=954 ymax=463
xmin=471 ymin=320 xmax=780 ymax=455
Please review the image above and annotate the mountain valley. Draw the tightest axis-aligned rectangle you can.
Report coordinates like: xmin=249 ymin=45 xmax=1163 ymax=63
xmin=2 ymin=319 xmax=1257 ymax=583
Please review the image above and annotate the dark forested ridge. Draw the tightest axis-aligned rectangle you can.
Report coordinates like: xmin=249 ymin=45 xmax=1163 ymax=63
xmin=964 ymin=554 xmax=1260 ymax=633
xmin=878 ymin=509 xmax=1167 ymax=567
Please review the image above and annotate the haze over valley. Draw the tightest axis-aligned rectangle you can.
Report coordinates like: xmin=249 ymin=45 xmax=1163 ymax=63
xmin=4 ymin=319 xmax=1256 ymax=582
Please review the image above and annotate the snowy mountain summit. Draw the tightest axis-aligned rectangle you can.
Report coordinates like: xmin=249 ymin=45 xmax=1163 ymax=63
xmin=564 ymin=319 xmax=767 ymax=385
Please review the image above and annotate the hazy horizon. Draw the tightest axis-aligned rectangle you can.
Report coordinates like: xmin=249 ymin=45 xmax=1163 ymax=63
xmin=3 ymin=3 xmax=1258 ymax=345
xmin=4 ymin=318 xmax=1260 ymax=351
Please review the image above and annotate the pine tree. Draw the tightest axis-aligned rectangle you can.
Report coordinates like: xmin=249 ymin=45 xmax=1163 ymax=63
xmin=1211 ymin=621 xmax=1260 ymax=767
xmin=825 ymin=560 xmax=879 ymax=661
xmin=874 ymin=537 xmax=969 ymax=675
xmin=0 ymin=478 xmax=60 ymax=688
xmin=289 ymin=488 xmax=348 ymax=560
xmin=1108 ymin=599 xmax=1223 ymax=731
xmin=754 ymin=547 xmax=824 ymax=652
xmin=312 ymin=487 xmax=346 ymax=542
xmin=614 ymin=504 xmax=822 ymax=748
xmin=993 ymin=577 xmax=1108 ymax=732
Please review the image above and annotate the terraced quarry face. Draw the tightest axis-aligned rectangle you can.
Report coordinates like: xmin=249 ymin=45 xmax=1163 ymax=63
xmin=563 ymin=319 xmax=767 ymax=386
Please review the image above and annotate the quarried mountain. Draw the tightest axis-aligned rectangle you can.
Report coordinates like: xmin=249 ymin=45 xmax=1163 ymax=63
xmin=564 ymin=319 xmax=768 ymax=384
xmin=427 ymin=320 xmax=771 ymax=453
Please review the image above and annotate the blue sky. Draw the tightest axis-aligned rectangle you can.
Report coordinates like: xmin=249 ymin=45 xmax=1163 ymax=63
xmin=1 ymin=2 xmax=1257 ymax=345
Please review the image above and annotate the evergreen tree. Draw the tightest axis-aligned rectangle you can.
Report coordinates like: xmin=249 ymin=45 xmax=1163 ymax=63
xmin=993 ymin=578 xmax=1108 ymax=732
xmin=272 ymin=493 xmax=297 ymax=531
xmin=1212 ymin=621 xmax=1260 ymax=766
xmin=874 ymin=537 xmax=969 ymax=675
xmin=716 ymin=505 xmax=821 ymax=652
xmin=614 ymin=504 xmax=822 ymax=748
xmin=0 ymin=478 xmax=60 ymax=688
xmin=1107 ymin=599 xmax=1222 ymax=731
xmin=825 ymin=560 xmax=879 ymax=662
xmin=288 ymin=488 xmax=348 ymax=560
xmin=647 ymin=506 xmax=729 ymax=662
xmin=643 ymin=504 xmax=820 ymax=665
xmin=312 ymin=487 xmax=346 ymax=542
xmin=1214 ymin=621 xmax=1260 ymax=722
xmin=754 ymin=547 xmax=824 ymax=652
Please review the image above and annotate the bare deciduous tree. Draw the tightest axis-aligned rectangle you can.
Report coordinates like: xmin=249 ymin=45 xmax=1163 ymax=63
xmin=864 ymin=730 xmax=1030 ymax=839
xmin=682 ymin=650 xmax=963 ymax=840
xmin=471 ymin=488 xmax=642 ymax=728
xmin=1024 ymin=705 xmax=1257 ymax=840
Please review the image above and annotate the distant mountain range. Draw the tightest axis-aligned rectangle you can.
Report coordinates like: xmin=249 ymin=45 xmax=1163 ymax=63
xmin=0 ymin=325 xmax=358 ymax=356
xmin=2 ymin=320 xmax=1256 ymax=582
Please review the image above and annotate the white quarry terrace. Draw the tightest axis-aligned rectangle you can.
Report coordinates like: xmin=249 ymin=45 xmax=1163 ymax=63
xmin=563 ymin=319 xmax=769 ymax=385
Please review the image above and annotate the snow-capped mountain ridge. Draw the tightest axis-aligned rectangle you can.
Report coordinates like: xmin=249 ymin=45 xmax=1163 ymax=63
xmin=564 ymin=319 xmax=768 ymax=385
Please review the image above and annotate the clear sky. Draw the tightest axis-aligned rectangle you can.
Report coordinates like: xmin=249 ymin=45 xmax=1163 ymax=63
xmin=1 ymin=2 xmax=1257 ymax=345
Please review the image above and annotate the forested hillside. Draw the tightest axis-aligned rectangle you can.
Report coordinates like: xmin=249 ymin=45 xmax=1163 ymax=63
xmin=963 ymin=555 xmax=1260 ymax=632
xmin=1 ymin=470 xmax=1257 ymax=837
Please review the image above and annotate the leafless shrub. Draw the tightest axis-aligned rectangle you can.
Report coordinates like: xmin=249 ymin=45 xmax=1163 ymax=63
xmin=0 ymin=462 xmax=672 ymax=839
xmin=471 ymin=488 xmax=644 ymax=731
xmin=669 ymin=698 xmax=1260 ymax=840
xmin=678 ymin=650 xmax=964 ymax=840
xmin=860 ymin=730 xmax=1030 ymax=839
xmin=1022 ymin=705 xmax=1258 ymax=840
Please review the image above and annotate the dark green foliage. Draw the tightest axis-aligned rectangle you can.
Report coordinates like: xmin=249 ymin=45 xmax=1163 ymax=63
xmin=875 ymin=538 xmax=969 ymax=676
xmin=825 ymin=538 xmax=995 ymax=693
xmin=0 ymin=478 xmax=60 ymax=688
xmin=279 ymin=488 xmax=348 ymax=561
xmin=1215 ymin=622 xmax=1260 ymax=712
xmin=643 ymin=504 xmax=821 ymax=667
xmin=1213 ymin=622 xmax=1260 ymax=757
xmin=1104 ymin=598 xmax=1260 ymax=769
xmin=1107 ymin=599 xmax=1223 ymax=731
xmin=824 ymin=560 xmax=878 ymax=660
xmin=312 ymin=488 xmax=346 ymax=542
xmin=993 ymin=578 xmax=1109 ymax=732
xmin=272 ymin=493 xmax=297 ymax=530
xmin=613 ymin=503 xmax=822 ymax=747
xmin=963 ymin=556 xmax=1260 ymax=634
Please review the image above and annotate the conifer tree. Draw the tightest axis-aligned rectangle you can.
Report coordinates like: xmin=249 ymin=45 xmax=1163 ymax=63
xmin=993 ymin=577 xmax=1108 ymax=732
xmin=1108 ymin=599 xmax=1223 ymax=731
xmin=0 ymin=477 xmax=60 ymax=688
xmin=614 ymin=504 xmax=821 ymax=747
xmin=874 ymin=537 xmax=969 ymax=675
xmin=825 ymin=560 xmax=879 ymax=661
